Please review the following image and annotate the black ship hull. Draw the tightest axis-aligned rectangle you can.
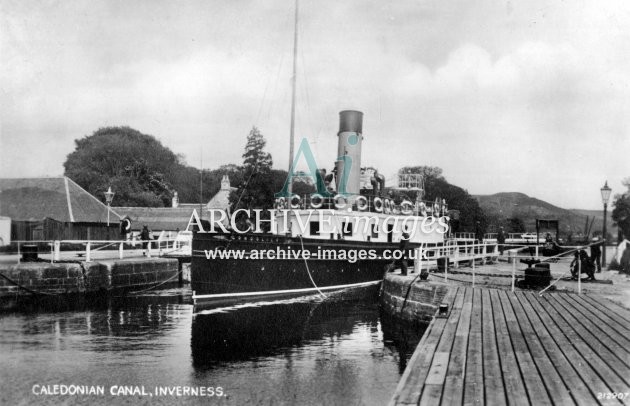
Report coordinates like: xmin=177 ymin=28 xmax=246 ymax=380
xmin=191 ymin=232 xmax=421 ymax=306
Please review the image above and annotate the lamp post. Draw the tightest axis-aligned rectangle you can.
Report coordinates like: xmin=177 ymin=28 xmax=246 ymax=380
xmin=105 ymin=187 xmax=115 ymax=226
xmin=600 ymin=181 xmax=612 ymax=267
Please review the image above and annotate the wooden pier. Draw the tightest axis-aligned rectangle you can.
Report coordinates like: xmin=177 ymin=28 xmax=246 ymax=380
xmin=390 ymin=287 xmax=630 ymax=405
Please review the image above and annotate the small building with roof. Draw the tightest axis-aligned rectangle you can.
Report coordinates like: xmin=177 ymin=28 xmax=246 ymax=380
xmin=114 ymin=175 xmax=235 ymax=236
xmin=0 ymin=177 xmax=121 ymax=242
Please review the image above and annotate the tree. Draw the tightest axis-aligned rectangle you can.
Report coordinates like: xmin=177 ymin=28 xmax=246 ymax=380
xmin=64 ymin=126 xmax=259 ymax=208
xmin=506 ymin=217 xmax=526 ymax=233
xmin=612 ymin=177 xmax=630 ymax=240
xmin=64 ymin=127 xmax=179 ymax=207
xmin=243 ymin=127 xmax=272 ymax=171
xmin=230 ymin=127 xmax=276 ymax=211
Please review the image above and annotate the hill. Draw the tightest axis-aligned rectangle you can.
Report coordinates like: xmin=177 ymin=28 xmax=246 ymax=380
xmin=474 ymin=192 xmax=616 ymax=241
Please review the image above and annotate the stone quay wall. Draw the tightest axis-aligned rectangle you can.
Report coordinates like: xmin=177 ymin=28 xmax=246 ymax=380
xmin=0 ymin=258 xmax=179 ymax=298
xmin=380 ymin=274 xmax=450 ymax=323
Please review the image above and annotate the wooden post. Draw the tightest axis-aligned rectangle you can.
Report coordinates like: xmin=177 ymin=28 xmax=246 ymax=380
xmin=147 ymin=241 xmax=152 ymax=258
xmin=86 ymin=242 xmax=91 ymax=262
xmin=119 ymin=242 xmax=124 ymax=259
xmin=577 ymin=251 xmax=581 ymax=295
xmin=17 ymin=242 xmax=21 ymax=264
xmin=472 ymin=245 xmax=476 ymax=289
xmin=50 ymin=242 xmax=54 ymax=264
xmin=444 ymin=254 xmax=448 ymax=283
xmin=511 ymin=251 xmax=516 ymax=292
xmin=454 ymin=244 xmax=459 ymax=268
xmin=53 ymin=240 xmax=60 ymax=261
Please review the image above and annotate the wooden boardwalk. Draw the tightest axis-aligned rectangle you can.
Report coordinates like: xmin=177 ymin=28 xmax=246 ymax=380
xmin=390 ymin=287 xmax=630 ymax=406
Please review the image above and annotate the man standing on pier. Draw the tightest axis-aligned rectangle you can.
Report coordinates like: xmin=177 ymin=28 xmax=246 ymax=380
xmin=497 ymin=226 xmax=506 ymax=255
xmin=140 ymin=225 xmax=152 ymax=256
xmin=398 ymin=231 xmax=410 ymax=276
xmin=590 ymin=236 xmax=602 ymax=272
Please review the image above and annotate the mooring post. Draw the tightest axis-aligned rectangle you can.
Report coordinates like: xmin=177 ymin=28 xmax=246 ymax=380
xmin=50 ymin=241 xmax=54 ymax=264
xmin=17 ymin=241 xmax=21 ymax=264
xmin=147 ymin=241 xmax=152 ymax=258
xmin=535 ymin=245 xmax=539 ymax=259
xmin=119 ymin=242 xmax=124 ymax=259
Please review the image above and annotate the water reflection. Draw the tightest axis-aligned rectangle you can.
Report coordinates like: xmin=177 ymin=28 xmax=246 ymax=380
xmin=191 ymin=297 xmax=380 ymax=366
xmin=380 ymin=308 xmax=428 ymax=374
xmin=0 ymin=288 xmax=428 ymax=405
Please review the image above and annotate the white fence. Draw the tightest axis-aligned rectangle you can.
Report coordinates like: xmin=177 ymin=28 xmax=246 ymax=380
xmin=10 ymin=235 xmax=191 ymax=264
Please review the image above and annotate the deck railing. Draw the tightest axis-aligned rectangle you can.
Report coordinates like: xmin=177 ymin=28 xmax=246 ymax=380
xmin=279 ymin=193 xmax=448 ymax=217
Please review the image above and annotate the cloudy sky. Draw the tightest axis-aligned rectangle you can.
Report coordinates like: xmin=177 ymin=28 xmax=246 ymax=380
xmin=2 ymin=0 xmax=629 ymax=209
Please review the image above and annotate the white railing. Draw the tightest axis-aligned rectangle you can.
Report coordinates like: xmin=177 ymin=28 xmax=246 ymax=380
xmin=8 ymin=236 xmax=191 ymax=264
xmin=406 ymin=241 xmax=500 ymax=288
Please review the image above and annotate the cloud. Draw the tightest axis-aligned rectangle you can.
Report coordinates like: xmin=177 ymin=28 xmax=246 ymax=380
xmin=2 ymin=0 xmax=629 ymax=209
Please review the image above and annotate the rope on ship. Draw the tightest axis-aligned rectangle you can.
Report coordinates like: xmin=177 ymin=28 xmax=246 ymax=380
xmin=298 ymin=235 xmax=327 ymax=298
xmin=126 ymin=269 xmax=183 ymax=295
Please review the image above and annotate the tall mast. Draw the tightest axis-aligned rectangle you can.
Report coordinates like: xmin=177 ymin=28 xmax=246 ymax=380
xmin=199 ymin=149 xmax=203 ymax=220
xmin=287 ymin=0 xmax=299 ymax=196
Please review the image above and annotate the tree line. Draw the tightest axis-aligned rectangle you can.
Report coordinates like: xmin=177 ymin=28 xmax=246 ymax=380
xmin=64 ymin=125 xmax=535 ymax=235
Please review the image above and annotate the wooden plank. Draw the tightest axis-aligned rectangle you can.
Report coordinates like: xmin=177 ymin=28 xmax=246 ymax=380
xmin=580 ymin=294 xmax=630 ymax=324
xmin=394 ymin=286 xmax=460 ymax=405
xmin=490 ymin=289 xmax=529 ymax=406
xmin=481 ymin=289 xmax=507 ymax=406
xmin=506 ymin=292 xmax=574 ymax=405
xmin=552 ymin=294 xmax=630 ymax=365
xmin=521 ymin=292 xmax=619 ymax=406
xmin=441 ymin=287 xmax=473 ymax=406
xmin=498 ymin=290 xmax=553 ymax=406
xmin=420 ymin=287 xmax=467 ymax=405
xmin=463 ymin=288 xmax=484 ymax=406
xmin=566 ymin=293 xmax=630 ymax=337
xmin=514 ymin=292 xmax=596 ymax=406
xmin=542 ymin=294 xmax=630 ymax=388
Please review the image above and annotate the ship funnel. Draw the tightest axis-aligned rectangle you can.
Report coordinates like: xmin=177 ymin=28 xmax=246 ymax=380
xmin=335 ymin=110 xmax=363 ymax=197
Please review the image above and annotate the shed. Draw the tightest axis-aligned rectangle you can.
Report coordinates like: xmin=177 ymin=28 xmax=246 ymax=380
xmin=0 ymin=177 xmax=121 ymax=241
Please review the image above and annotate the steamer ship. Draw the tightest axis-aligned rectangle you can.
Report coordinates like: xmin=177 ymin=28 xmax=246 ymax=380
xmin=191 ymin=111 xmax=451 ymax=306
xmin=190 ymin=0 xmax=450 ymax=306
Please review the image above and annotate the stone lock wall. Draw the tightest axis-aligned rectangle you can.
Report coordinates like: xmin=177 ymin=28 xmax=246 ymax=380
xmin=380 ymin=274 xmax=450 ymax=323
xmin=0 ymin=258 xmax=179 ymax=297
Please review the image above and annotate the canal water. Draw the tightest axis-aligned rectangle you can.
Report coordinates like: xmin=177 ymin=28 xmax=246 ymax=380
xmin=0 ymin=288 xmax=426 ymax=405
